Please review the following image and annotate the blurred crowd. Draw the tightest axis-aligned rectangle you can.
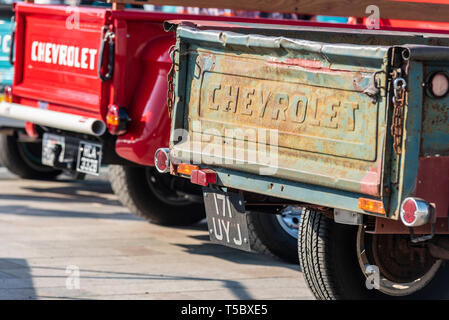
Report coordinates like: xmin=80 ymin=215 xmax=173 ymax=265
xmin=0 ymin=0 xmax=350 ymax=24
xmin=141 ymin=5 xmax=349 ymax=23
xmin=145 ymin=5 xmax=310 ymax=20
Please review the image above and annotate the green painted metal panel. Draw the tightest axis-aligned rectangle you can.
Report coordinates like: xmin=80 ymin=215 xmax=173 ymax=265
xmin=0 ymin=19 xmax=12 ymax=86
xmin=169 ymin=22 xmax=449 ymax=218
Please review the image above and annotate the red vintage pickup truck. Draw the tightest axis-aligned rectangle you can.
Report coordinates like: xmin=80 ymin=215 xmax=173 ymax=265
xmin=0 ymin=2 xmax=333 ymax=263
xmin=0 ymin=3 xmax=206 ymax=222
xmin=1 ymin=1 xmax=449 ymax=300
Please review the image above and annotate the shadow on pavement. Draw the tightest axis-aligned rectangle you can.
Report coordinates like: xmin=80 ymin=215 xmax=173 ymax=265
xmin=0 ymin=192 xmax=121 ymax=208
xmin=0 ymin=259 xmax=36 ymax=300
xmin=0 ymin=205 xmax=138 ymax=221
xmin=0 ymin=190 xmax=122 ymax=207
xmin=171 ymin=222 xmax=299 ymax=270
xmin=175 ymin=241 xmax=300 ymax=270
xmin=25 ymin=178 xmax=113 ymax=195
xmin=11 ymin=265 xmax=255 ymax=299
xmin=19 ymin=179 xmax=119 ymax=207
xmin=172 ymin=226 xmax=301 ymax=272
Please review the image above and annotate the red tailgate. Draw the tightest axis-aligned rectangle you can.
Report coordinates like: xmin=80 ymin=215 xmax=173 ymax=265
xmin=12 ymin=4 xmax=109 ymax=119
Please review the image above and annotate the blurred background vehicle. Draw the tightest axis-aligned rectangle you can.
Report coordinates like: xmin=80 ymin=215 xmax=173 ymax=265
xmin=0 ymin=0 xmax=63 ymax=180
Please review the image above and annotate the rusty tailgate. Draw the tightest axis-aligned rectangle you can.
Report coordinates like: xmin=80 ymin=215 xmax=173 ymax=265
xmin=171 ymin=26 xmax=390 ymax=197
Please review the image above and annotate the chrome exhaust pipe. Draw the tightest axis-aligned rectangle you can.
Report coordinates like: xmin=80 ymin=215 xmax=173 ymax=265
xmin=0 ymin=101 xmax=106 ymax=136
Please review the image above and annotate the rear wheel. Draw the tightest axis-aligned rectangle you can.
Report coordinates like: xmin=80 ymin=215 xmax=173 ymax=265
xmin=247 ymin=206 xmax=302 ymax=263
xmin=109 ymin=165 xmax=205 ymax=226
xmin=0 ymin=133 xmax=61 ymax=180
xmin=298 ymin=209 xmax=449 ymax=300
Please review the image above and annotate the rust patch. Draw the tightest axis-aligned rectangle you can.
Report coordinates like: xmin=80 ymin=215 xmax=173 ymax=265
xmin=267 ymin=57 xmax=372 ymax=76
xmin=352 ymin=72 xmax=364 ymax=92
xmin=268 ymin=58 xmax=323 ymax=69
xmin=360 ymin=162 xmax=381 ymax=196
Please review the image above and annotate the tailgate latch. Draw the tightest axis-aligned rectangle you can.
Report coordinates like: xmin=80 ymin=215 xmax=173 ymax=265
xmin=98 ymin=27 xmax=115 ymax=82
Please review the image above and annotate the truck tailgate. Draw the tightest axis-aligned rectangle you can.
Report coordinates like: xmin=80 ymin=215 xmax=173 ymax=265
xmin=170 ymin=22 xmax=449 ymax=218
xmin=171 ymin=24 xmax=390 ymax=198
xmin=12 ymin=4 xmax=108 ymax=118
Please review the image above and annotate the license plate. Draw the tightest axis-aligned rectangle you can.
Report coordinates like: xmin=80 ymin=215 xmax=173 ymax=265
xmin=203 ymin=187 xmax=251 ymax=252
xmin=76 ymin=141 xmax=102 ymax=175
xmin=42 ymin=133 xmax=65 ymax=167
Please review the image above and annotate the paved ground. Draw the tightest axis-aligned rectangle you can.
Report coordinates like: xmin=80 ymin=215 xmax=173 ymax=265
xmin=0 ymin=167 xmax=313 ymax=300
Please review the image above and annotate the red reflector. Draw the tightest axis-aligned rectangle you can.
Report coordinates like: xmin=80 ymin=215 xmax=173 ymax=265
xmin=191 ymin=169 xmax=217 ymax=186
xmin=402 ymin=199 xmax=417 ymax=224
xmin=154 ymin=148 xmax=170 ymax=173
xmin=400 ymin=197 xmax=431 ymax=227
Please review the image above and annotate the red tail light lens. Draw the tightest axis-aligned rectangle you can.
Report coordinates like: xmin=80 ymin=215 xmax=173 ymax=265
xmin=24 ymin=122 xmax=38 ymax=138
xmin=154 ymin=148 xmax=170 ymax=173
xmin=191 ymin=169 xmax=217 ymax=186
xmin=106 ymin=105 xmax=129 ymax=135
xmin=402 ymin=199 xmax=417 ymax=224
xmin=400 ymin=197 xmax=431 ymax=227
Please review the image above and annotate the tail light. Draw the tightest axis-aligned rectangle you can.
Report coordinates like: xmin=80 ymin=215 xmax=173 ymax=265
xmin=24 ymin=122 xmax=38 ymax=138
xmin=173 ymin=162 xmax=217 ymax=186
xmin=154 ymin=148 xmax=170 ymax=173
xmin=191 ymin=168 xmax=217 ymax=186
xmin=4 ymin=86 xmax=12 ymax=102
xmin=106 ymin=104 xmax=129 ymax=135
xmin=400 ymin=197 xmax=431 ymax=227
xmin=174 ymin=162 xmax=217 ymax=186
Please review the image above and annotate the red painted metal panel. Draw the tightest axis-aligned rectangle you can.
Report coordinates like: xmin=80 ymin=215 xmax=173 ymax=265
xmin=357 ymin=17 xmax=449 ymax=33
xmin=12 ymin=4 xmax=109 ymax=118
xmin=414 ymin=156 xmax=449 ymax=218
xmin=372 ymin=217 xmax=449 ymax=234
xmin=380 ymin=19 xmax=449 ymax=31
xmin=114 ymin=31 xmax=173 ymax=166
xmin=371 ymin=155 xmax=449 ymax=234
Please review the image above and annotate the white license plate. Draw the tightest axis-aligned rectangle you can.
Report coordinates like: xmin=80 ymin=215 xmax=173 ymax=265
xmin=76 ymin=141 xmax=102 ymax=175
xmin=203 ymin=187 xmax=251 ymax=252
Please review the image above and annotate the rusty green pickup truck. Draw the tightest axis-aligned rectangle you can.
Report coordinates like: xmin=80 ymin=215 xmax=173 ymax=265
xmin=161 ymin=20 xmax=449 ymax=299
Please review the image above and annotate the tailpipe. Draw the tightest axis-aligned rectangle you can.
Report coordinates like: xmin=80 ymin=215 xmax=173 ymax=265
xmin=0 ymin=102 xmax=106 ymax=136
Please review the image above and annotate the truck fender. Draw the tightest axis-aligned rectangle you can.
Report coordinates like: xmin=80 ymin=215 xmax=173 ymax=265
xmin=115 ymin=35 xmax=173 ymax=166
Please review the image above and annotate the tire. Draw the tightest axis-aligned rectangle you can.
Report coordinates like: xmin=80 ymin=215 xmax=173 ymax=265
xmin=247 ymin=207 xmax=302 ymax=263
xmin=298 ymin=209 xmax=449 ymax=300
xmin=109 ymin=165 xmax=205 ymax=226
xmin=0 ymin=133 xmax=61 ymax=180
